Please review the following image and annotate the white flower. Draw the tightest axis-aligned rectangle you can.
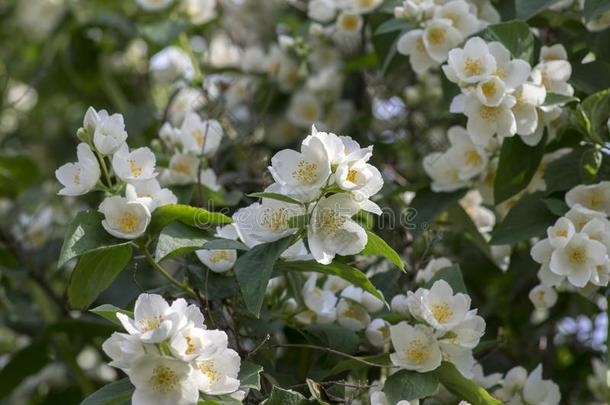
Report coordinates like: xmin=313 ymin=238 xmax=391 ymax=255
xmin=438 ymin=340 xmax=475 ymax=377
xmin=549 ymin=233 xmax=607 ymax=287
xmin=416 ymin=257 xmax=453 ymax=284
xmin=340 ymin=285 xmax=384 ymax=313
xmin=169 ymin=326 xmax=227 ymax=362
xmin=564 ymin=204 xmax=608 ymax=231
xmin=397 ymin=29 xmax=437 ymax=74
xmin=233 ymin=198 xmax=304 ymax=248
xmin=494 ymin=366 xmax=527 ymax=401
xmin=116 ymin=294 xmax=187 ymax=343
xmin=565 ymin=182 xmax=610 ymax=215
xmin=389 ymin=322 xmax=442 ymax=372
xmin=391 ymin=294 xmax=410 ymax=316
xmin=183 ymin=0 xmax=217 ymax=25
xmin=193 ymin=348 xmax=241 ymax=395
xmin=365 ymin=318 xmax=391 ymax=348
xmin=336 ymin=298 xmax=371 ymax=331
xmin=56 ymin=143 xmax=101 ymax=196
xmin=129 ymin=356 xmax=198 ymax=405
xmin=207 ymin=34 xmax=241 ymax=68
xmin=531 ymin=238 xmax=564 ymax=287
xmin=448 ymin=315 xmax=486 ymax=349
xmin=303 ymin=274 xmax=337 ymax=323
xmin=98 ymin=191 xmax=151 ymax=240
xmin=130 ymin=178 xmax=177 ymax=211
xmin=547 ymin=217 xmax=576 ymax=249
xmin=475 ymin=76 xmax=507 ymax=107
xmin=407 ymin=280 xmax=472 ymax=332
xmin=112 ymin=144 xmax=157 ymax=182
xmin=349 ymin=0 xmax=383 ymax=14
xmin=433 ymin=0 xmax=481 ymax=38
xmin=460 ymin=92 xmax=517 ymax=146
xmin=167 ymin=88 xmax=204 ymax=126
xmin=85 ymin=107 xmax=128 ymax=155
xmin=164 ymin=152 xmax=200 ymax=185
xmin=307 ymin=193 xmax=367 ymax=264
xmin=446 ymin=126 xmax=489 ymax=180
xmin=529 ymin=284 xmax=558 ymax=309
xmin=522 ymin=365 xmax=561 ymax=405
xmin=335 ymin=155 xmax=384 ymax=201
xmin=423 ymin=152 xmax=468 ymax=192
xmin=179 ymin=112 xmax=223 ymax=156
xmin=540 ymin=44 xmax=567 ymax=62
xmin=136 ymin=0 xmax=173 ymax=11
xmin=487 ymin=41 xmax=531 ymax=91
xmin=101 ymin=332 xmax=146 ymax=370
xmin=443 ymin=37 xmax=496 ymax=84
xmin=460 ymin=190 xmax=495 ymax=233
xmin=287 ymin=91 xmax=322 ymax=128
xmin=308 ymin=0 xmax=337 ymax=22
xmin=335 ymin=12 xmax=364 ymax=35
xmin=149 ymin=47 xmax=194 ymax=83
xmin=532 ymin=59 xmax=573 ymax=96
xmin=512 ymin=83 xmax=546 ymax=141
xmin=422 ymin=19 xmax=463 ymax=63
xmin=268 ymin=135 xmax=331 ymax=202
xmin=323 ymin=275 xmax=351 ymax=293
xmin=195 ymin=224 xmax=240 ymax=273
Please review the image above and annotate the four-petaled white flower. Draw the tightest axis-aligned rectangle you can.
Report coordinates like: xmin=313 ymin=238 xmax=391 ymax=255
xmin=55 ymin=143 xmax=101 ymax=196
xmin=179 ymin=112 xmax=223 ymax=156
xmin=98 ymin=187 xmax=152 ymax=239
xmin=112 ymin=144 xmax=157 ymax=182
xmin=389 ymin=322 xmax=442 ymax=372
xmin=196 ymin=224 xmax=240 ymax=273
xmin=85 ymin=107 xmax=129 ymax=155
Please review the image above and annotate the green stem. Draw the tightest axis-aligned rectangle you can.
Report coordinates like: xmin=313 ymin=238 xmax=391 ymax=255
xmin=95 ymin=151 xmax=113 ymax=189
xmin=180 ymin=33 xmax=203 ymax=83
xmin=435 ymin=362 xmax=502 ymax=405
xmin=141 ymin=246 xmax=197 ymax=298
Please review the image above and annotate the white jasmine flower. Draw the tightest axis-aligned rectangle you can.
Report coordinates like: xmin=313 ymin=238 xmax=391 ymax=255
xmin=540 ymin=44 xmax=568 ymax=61
xmin=529 ymin=284 xmax=558 ymax=309
xmin=448 ymin=315 xmax=486 ymax=349
xmin=193 ymin=348 xmax=241 ymax=395
xmin=416 ymin=257 xmax=453 ymax=284
xmin=547 ymin=217 xmax=576 ymax=249
xmin=389 ymin=322 xmax=442 ymax=372
xmin=422 ymin=19 xmax=463 ymax=63
xmin=531 ymin=238 xmax=564 ymax=287
xmin=443 ymin=37 xmax=496 ymax=84
xmin=349 ymin=0 xmax=383 ymax=14
xmin=336 ymin=298 xmax=371 ymax=331
xmin=461 ymin=92 xmax=517 ymax=146
xmin=494 ymin=366 xmax=527 ymax=401
xmin=207 ymin=34 xmax=241 ymax=68
xmin=565 ymin=182 xmax=610 ymax=215
xmin=460 ymin=190 xmax=495 ymax=233
xmin=549 ymin=233 xmax=607 ymax=287
xmin=365 ymin=318 xmax=391 ymax=348
xmin=196 ymin=224 xmax=240 ymax=273
xmin=307 ymin=193 xmax=367 ymax=264
xmin=564 ymin=204 xmax=608 ymax=231
xmin=112 ymin=144 xmax=157 ymax=182
xmin=408 ymin=280 xmax=472 ymax=332
xmin=446 ymin=126 xmax=489 ymax=179
xmin=164 ymin=152 xmax=200 ymax=185
xmin=56 ymin=143 xmax=101 ymax=196
xmin=183 ymin=0 xmax=217 ymax=25
xmin=169 ymin=326 xmax=227 ymax=362
xmin=98 ymin=191 xmax=151 ymax=240
xmin=341 ymin=285 xmax=384 ymax=313
xmin=475 ymin=76 xmax=507 ymax=107
xmin=532 ymin=59 xmax=573 ymax=96
xmin=287 ymin=91 xmax=322 ymax=128
xmin=433 ymin=0 xmax=481 ymax=38
xmin=303 ymin=274 xmax=338 ymax=323
xmin=512 ymin=83 xmax=547 ymax=141
xmin=308 ymin=0 xmax=338 ymax=22
xmin=487 ymin=42 xmax=531 ymax=90
xmin=335 ymin=11 xmax=364 ymax=35
xmin=130 ymin=178 xmax=177 ymax=211
xmin=397 ymin=29 xmax=437 ymax=74
xmin=129 ymin=356 xmax=198 ymax=405
xmin=522 ymin=365 xmax=561 ymax=405
xmin=180 ymin=112 xmax=223 ymax=156
xmin=438 ymin=340 xmax=475 ymax=377
xmin=85 ymin=108 xmax=129 ymax=155
xmin=423 ymin=152 xmax=469 ymax=192
xmin=391 ymin=294 xmax=410 ymax=316
xmin=323 ymin=275 xmax=351 ymax=293
xmin=101 ymin=332 xmax=146 ymax=370
xmin=149 ymin=46 xmax=194 ymax=83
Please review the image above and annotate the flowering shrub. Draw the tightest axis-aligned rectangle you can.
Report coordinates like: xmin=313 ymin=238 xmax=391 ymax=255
xmin=1 ymin=0 xmax=610 ymax=404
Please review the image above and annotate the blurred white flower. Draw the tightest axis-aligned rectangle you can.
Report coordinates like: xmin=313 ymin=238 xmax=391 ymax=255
xmin=55 ymin=143 xmax=101 ymax=196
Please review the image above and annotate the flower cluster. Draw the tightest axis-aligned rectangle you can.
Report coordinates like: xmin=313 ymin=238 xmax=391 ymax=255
xmin=493 ymin=364 xmax=561 ymax=405
xmin=388 ymin=280 xmax=485 ymax=377
xmin=137 ymin=0 xmax=218 ymax=26
xmin=103 ymin=293 xmax=242 ymax=405
xmin=530 ymin=181 xmax=610 ymax=307
xmin=395 ymin=0 xmax=495 ymax=74
xmin=55 ymin=107 xmax=178 ymax=239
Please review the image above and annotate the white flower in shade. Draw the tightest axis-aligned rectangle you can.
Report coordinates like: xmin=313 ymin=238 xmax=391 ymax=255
xmin=565 ymin=182 xmax=610 ymax=215
xmin=459 ymin=92 xmax=517 ymax=146
xmin=433 ymin=0 xmax=481 ymax=38
xmin=136 ymin=0 xmax=174 ymax=11
xmin=472 ymin=362 xmax=503 ymax=389
xmin=587 ymin=358 xmax=610 ymax=401
xmin=116 ymin=294 xmax=186 ymax=343
xmin=547 ymin=217 xmax=576 ymax=249
xmin=549 ymin=233 xmax=607 ymax=287
xmin=368 ymin=380 xmax=419 ymax=405
xmin=98 ymin=192 xmax=151 ymax=240
xmin=268 ymin=135 xmax=331 ymax=203
xmin=540 ymin=44 xmax=567 ymax=62
xmin=179 ymin=112 xmax=223 ymax=156
xmin=582 ymin=218 xmax=610 ymax=251
xmin=303 ymin=274 xmax=338 ymax=323
xmin=335 ymin=11 xmax=364 ymax=35
xmin=281 ymin=239 xmax=313 ymax=262
xmin=397 ymin=29 xmax=437 ymax=74
xmin=389 ymin=322 xmax=442 ymax=372
xmin=303 ymin=127 xmax=364 ymax=166
xmin=446 ymin=126 xmax=489 ymax=180
xmin=193 ymin=348 xmax=241 ymax=395
xmin=101 ymin=332 xmax=146 ymax=370
xmin=522 ymin=365 xmax=561 ymax=405
xmin=341 ymin=285 xmax=384 ymax=313
xmin=494 ymin=366 xmax=527 ymax=401
xmin=349 ymin=0 xmax=383 ymax=14
xmin=150 ymin=47 xmax=194 ymax=83
xmin=195 ymin=224 xmax=240 ymax=273
xmin=85 ymin=108 xmax=128 ymax=155
xmin=422 ymin=19 xmax=463 ymax=63
xmin=408 ymin=280 xmax=472 ymax=332
xmin=443 ymin=37 xmax=496 ymax=84
xmin=323 ymin=275 xmax=351 ymax=293
xmin=590 ymin=257 xmax=610 ymax=287
xmin=233 ymin=198 xmax=304 ymax=248
xmin=460 ymin=190 xmax=495 ymax=233
xmin=365 ymin=318 xmax=391 ymax=348
xmin=438 ymin=340 xmax=475 ymax=377
xmin=532 ymin=59 xmax=573 ymax=96
xmin=416 ymin=257 xmax=453 ymax=284
xmin=529 ymin=284 xmax=558 ymax=309
xmin=56 ymin=143 xmax=101 ymax=196
xmin=307 ymin=193 xmax=367 ymax=264
xmin=164 ymin=152 xmax=199 ymax=185
xmin=336 ymin=298 xmax=371 ymax=331
xmin=564 ymin=204 xmax=608 ymax=231
xmin=169 ymin=326 xmax=227 ymax=362
xmin=394 ymin=0 xmax=436 ymax=21
xmin=390 ymin=294 xmax=410 ymax=316
xmin=241 ymin=47 xmax=267 ymax=73
xmin=531 ymin=238 xmax=564 ymax=287
xmin=475 ymin=76 xmax=507 ymax=107
xmin=308 ymin=0 xmax=337 ymax=23
xmin=448 ymin=315 xmax=486 ymax=349
xmin=129 ymin=356 xmax=198 ymax=405
xmin=130 ymin=178 xmax=177 ymax=211
xmin=167 ymin=88 xmax=204 ymax=126
xmin=287 ymin=91 xmax=322 ymax=128
xmin=487 ymin=42 xmax=531 ymax=90
xmin=335 ymin=157 xmax=384 ymax=208
xmin=112 ymin=144 xmax=157 ymax=182
xmin=512 ymin=83 xmax=546 ymax=141
xmin=423 ymin=152 xmax=469 ymax=192
xmin=183 ymin=0 xmax=217 ymax=25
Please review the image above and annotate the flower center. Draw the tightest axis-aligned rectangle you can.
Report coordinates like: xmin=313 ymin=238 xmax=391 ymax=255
xmin=73 ymin=170 xmax=81 ymax=185
xmin=194 ymin=129 xmax=206 ymax=148
xmin=479 ymin=105 xmax=499 ymax=121
xmin=464 ymin=57 xmax=483 ymax=76
xmin=185 ymin=336 xmax=196 ymax=355
xmin=555 ymin=229 xmax=568 ymax=237
xmin=568 ymin=246 xmax=587 ymax=265
xmin=586 ymin=191 xmax=604 ymax=210
xmin=172 ymin=161 xmax=194 ymax=176
xmin=405 ymin=339 xmax=429 ymax=364
xmin=118 ymin=211 xmax=140 ymax=233
xmin=317 ymin=209 xmax=347 ymax=235
xmin=209 ymin=250 xmax=232 ymax=264
xmin=151 ymin=365 xmax=178 ymax=393
xmin=292 ymin=160 xmax=318 ymax=184
xmin=197 ymin=360 xmax=220 ymax=384
xmin=261 ymin=207 xmax=289 ymax=233
xmin=342 ymin=306 xmax=365 ymax=321
xmin=431 ymin=303 xmax=453 ymax=323
xmin=128 ymin=158 xmax=143 ymax=177
xmin=346 ymin=169 xmax=358 ymax=183
xmin=481 ymin=81 xmax=497 ymax=98
xmin=341 ymin=15 xmax=361 ymax=32
xmin=464 ymin=150 xmax=482 ymax=167
xmin=427 ymin=26 xmax=446 ymax=46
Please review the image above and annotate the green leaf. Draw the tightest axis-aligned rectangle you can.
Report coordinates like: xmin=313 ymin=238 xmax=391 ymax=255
xmin=482 ymin=20 xmax=534 ymax=63
xmin=201 ymin=239 xmax=249 ymax=251
xmin=305 ymin=324 xmax=360 ymax=353
xmin=263 ymin=386 xmax=308 ymax=405
xmin=287 ymin=214 xmax=310 ymax=229
xmin=490 ymin=192 xmax=557 ymax=245
xmin=581 ymin=147 xmax=603 ymax=183
xmin=383 ymin=370 xmax=439 ymax=403
xmin=425 ymin=265 xmax=467 ymax=294
xmin=80 ymin=378 xmax=134 ymax=405
xmin=494 ymin=134 xmax=546 ymax=204
xmin=584 ymin=0 xmax=610 ymax=21
xmin=543 ymin=198 xmax=569 ymax=216
xmin=235 ymin=237 xmax=294 ymax=316
xmin=0 ymin=155 xmax=40 ymax=198
xmin=247 ymin=192 xmax=303 ymax=205
xmin=434 ymin=362 xmax=502 ymax=405
xmin=154 ymin=222 xmax=208 ymax=262
xmin=544 ymin=148 xmax=589 ymax=193
xmin=68 ymin=244 xmax=133 ymax=310
xmin=514 ymin=0 xmax=559 ymax=20
xmin=276 ymin=260 xmax=386 ymax=304
xmin=187 ymin=266 xmax=238 ymax=300
xmin=360 ymin=231 xmax=405 ymax=272
xmin=238 ymin=361 xmax=264 ymax=391
xmin=58 ymin=210 xmax=130 ymax=268
xmin=326 ymin=354 xmax=391 ymax=376
xmin=90 ymin=304 xmax=134 ymax=326
xmin=374 ymin=19 xmax=413 ymax=35
xmin=150 ymin=204 xmax=232 ymax=233
xmin=447 ymin=205 xmax=492 ymax=259
xmin=408 ymin=187 xmax=468 ymax=239
xmin=542 ymin=93 xmax=579 ymax=107
xmin=572 ymin=60 xmax=610 ymax=94
xmin=0 ymin=339 xmax=50 ymax=399
xmin=581 ymin=89 xmax=610 ymax=143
